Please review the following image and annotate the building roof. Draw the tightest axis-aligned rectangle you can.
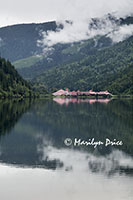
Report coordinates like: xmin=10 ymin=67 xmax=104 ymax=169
xmin=52 ymin=89 xmax=65 ymax=96
xmin=53 ymin=89 xmax=112 ymax=96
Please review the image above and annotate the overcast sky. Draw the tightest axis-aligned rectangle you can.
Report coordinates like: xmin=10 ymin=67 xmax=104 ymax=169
xmin=0 ymin=0 xmax=133 ymax=27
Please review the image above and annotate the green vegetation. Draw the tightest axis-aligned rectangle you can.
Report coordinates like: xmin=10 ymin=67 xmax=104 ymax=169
xmin=32 ymin=82 xmax=52 ymax=98
xmin=17 ymin=36 xmax=112 ymax=79
xmin=0 ymin=57 xmax=38 ymax=98
xmin=34 ymin=36 xmax=133 ymax=95
xmin=13 ymin=55 xmax=43 ymax=70
xmin=0 ymin=17 xmax=132 ymax=96
xmin=105 ymin=63 xmax=133 ymax=95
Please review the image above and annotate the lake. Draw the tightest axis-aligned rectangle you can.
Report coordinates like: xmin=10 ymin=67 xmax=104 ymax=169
xmin=0 ymin=98 xmax=133 ymax=200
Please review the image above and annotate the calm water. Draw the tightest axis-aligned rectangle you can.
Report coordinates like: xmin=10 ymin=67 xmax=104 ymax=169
xmin=0 ymin=98 xmax=133 ymax=200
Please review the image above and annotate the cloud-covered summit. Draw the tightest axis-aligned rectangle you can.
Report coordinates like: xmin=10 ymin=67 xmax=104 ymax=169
xmin=38 ymin=15 xmax=133 ymax=50
xmin=37 ymin=0 xmax=133 ymax=48
xmin=1 ymin=0 xmax=132 ymax=50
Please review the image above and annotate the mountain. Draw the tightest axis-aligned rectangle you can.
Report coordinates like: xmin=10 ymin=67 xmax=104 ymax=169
xmin=0 ymin=57 xmax=36 ymax=97
xmin=0 ymin=16 xmax=132 ymax=78
xmin=16 ymin=36 xmax=113 ymax=80
xmin=0 ymin=16 xmax=133 ymax=95
xmin=34 ymin=36 xmax=133 ymax=94
xmin=0 ymin=21 xmax=57 ymax=62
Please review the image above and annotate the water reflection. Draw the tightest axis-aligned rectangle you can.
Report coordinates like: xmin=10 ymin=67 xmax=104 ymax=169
xmin=0 ymin=99 xmax=35 ymax=136
xmin=0 ymin=162 xmax=133 ymax=200
xmin=38 ymin=139 xmax=133 ymax=176
xmin=53 ymin=97 xmax=111 ymax=105
xmin=0 ymin=99 xmax=133 ymax=199
xmin=0 ymin=99 xmax=132 ymax=171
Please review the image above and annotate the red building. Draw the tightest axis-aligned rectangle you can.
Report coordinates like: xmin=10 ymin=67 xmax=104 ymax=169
xmin=52 ymin=89 xmax=112 ymax=97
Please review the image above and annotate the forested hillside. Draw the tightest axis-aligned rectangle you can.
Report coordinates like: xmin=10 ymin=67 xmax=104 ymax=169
xmin=13 ymin=16 xmax=133 ymax=80
xmin=0 ymin=17 xmax=133 ymax=95
xmin=0 ymin=57 xmax=36 ymax=97
xmin=105 ymin=63 xmax=133 ymax=95
xmin=17 ymin=36 xmax=112 ymax=79
xmin=34 ymin=36 xmax=133 ymax=94
xmin=0 ymin=16 xmax=132 ymax=78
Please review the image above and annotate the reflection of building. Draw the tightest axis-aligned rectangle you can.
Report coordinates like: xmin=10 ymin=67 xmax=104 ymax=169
xmin=53 ymin=98 xmax=111 ymax=105
xmin=52 ymin=88 xmax=112 ymax=97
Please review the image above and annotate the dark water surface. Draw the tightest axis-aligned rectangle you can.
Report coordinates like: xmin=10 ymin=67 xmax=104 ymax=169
xmin=0 ymin=98 xmax=133 ymax=200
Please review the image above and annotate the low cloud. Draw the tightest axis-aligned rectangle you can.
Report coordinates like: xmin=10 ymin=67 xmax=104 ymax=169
xmin=39 ymin=16 xmax=116 ymax=47
xmin=37 ymin=0 xmax=133 ymax=49
xmin=39 ymin=16 xmax=133 ymax=49
xmin=108 ymin=24 xmax=133 ymax=42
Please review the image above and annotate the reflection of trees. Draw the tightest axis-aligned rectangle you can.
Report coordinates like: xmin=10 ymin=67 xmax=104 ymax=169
xmin=88 ymin=153 xmax=133 ymax=176
xmin=107 ymin=100 xmax=133 ymax=127
xmin=0 ymin=99 xmax=132 ymax=171
xmin=31 ymin=99 xmax=133 ymax=155
xmin=0 ymin=99 xmax=64 ymax=169
xmin=0 ymin=99 xmax=34 ymax=137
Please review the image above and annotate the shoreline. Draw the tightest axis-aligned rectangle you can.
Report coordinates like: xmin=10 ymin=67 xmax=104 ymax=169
xmin=51 ymin=94 xmax=133 ymax=100
xmin=0 ymin=94 xmax=132 ymax=100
